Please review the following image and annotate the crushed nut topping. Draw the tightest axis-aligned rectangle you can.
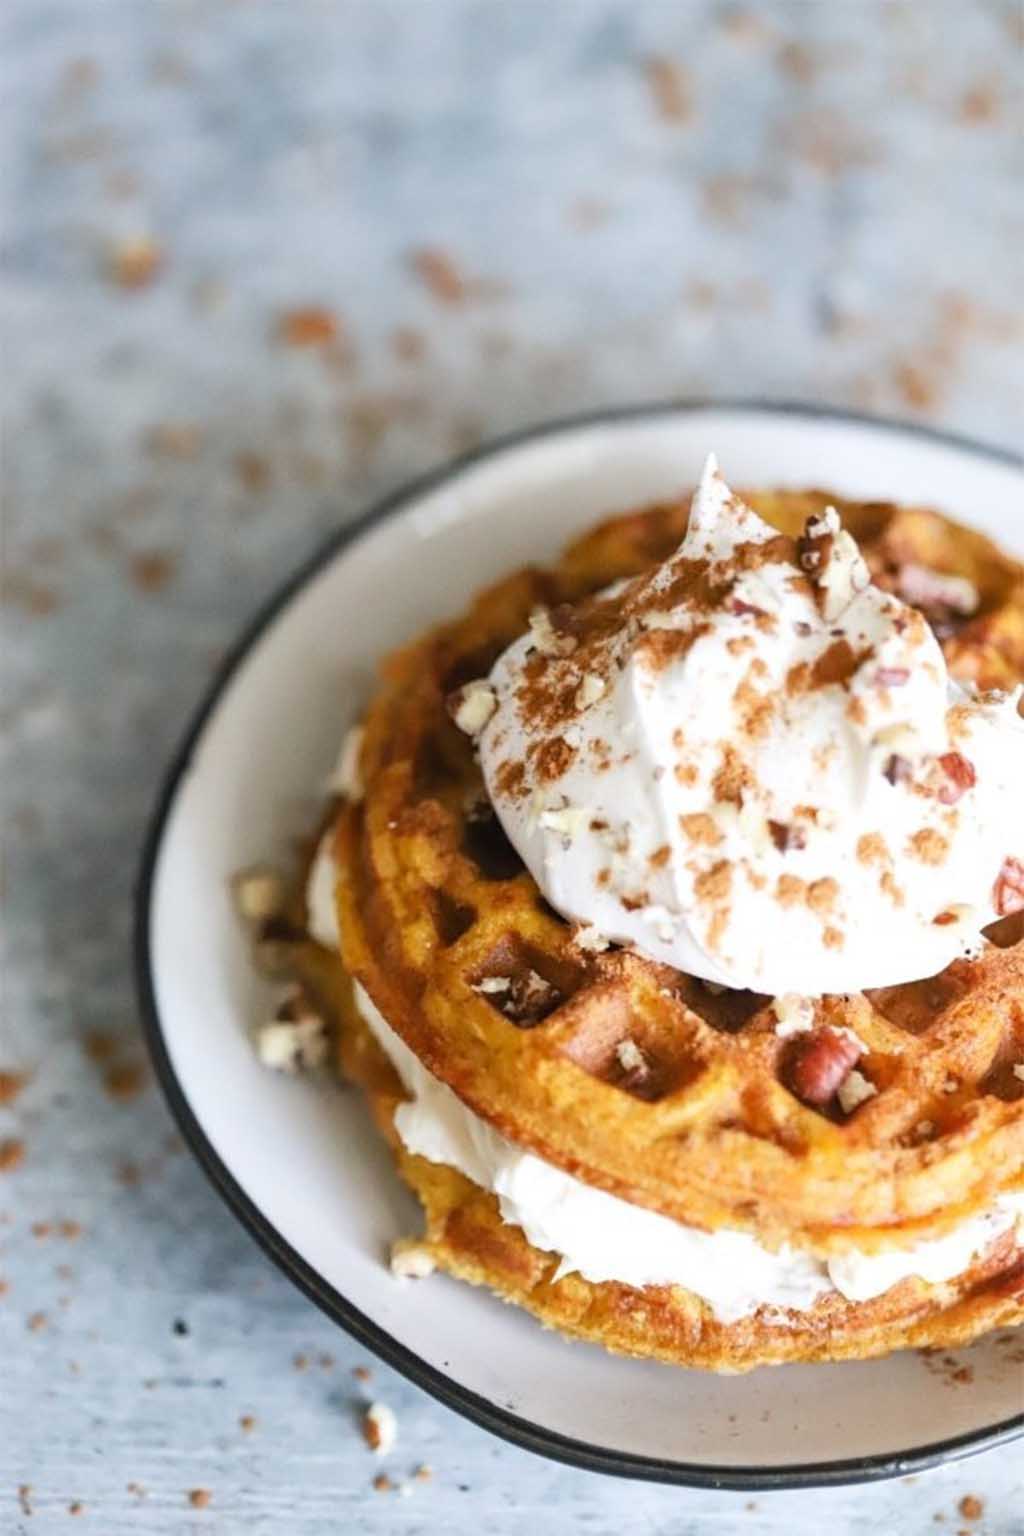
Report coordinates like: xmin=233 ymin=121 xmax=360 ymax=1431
xmin=231 ymin=866 xmax=287 ymax=925
xmin=615 ymin=1038 xmax=647 ymax=1075
xmin=529 ymin=605 xmax=578 ymax=657
xmin=788 ymin=1027 xmax=862 ymax=1107
xmin=575 ymin=672 xmax=606 ymax=709
xmin=571 ymin=923 xmax=610 ymax=952
xmin=448 ymin=679 xmax=498 ymax=736
xmin=390 ymin=1242 xmax=437 ymax=1279
xmin=473 ymin=976 xmax=511 ymax=994
xmin=327 ymin=724 xmax=365 ymax=800
xmin=797 ymin=507 xmax=870 ymax=622
xmin=836 ymin=1068 xmax=878 ymax=1115
xmin=771 ymin=993 xmax=816 ymax=1037
xmin=256 ymin=989 xmax=329 ymax=1073
xmin=363 ymin=1403 xmax=397 ymax=1455
xmin=993 ymin=856 xmax=1024 ymax=917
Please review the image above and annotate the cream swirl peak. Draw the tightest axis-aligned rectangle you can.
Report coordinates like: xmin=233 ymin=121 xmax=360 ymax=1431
xmin=470 ymin=456 xmax=1024 ymax=993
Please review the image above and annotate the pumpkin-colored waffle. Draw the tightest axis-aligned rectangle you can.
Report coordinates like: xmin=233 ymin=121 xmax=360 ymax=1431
xmin=266 ymin=487 xmax=1024 ymax=1368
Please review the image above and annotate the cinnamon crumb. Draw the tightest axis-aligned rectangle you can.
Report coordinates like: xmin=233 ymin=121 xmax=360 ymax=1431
xmin=82 ymin=1030 xmax=118 ymax=1062
xmin=806 ymin=877 xmax=838 ymax=915
xmin=0 ymin=1071 xmax=25 ymax=1106
xmin=643 ymin=55 xmax=692 ymax=122
xmin=239 ymin=1415 xmax=257 ymax=1432
xmin=0 ymin=1139 xmax=25 ymax=1173
xmin=823 ymin=925 xmax=845 ymax=950
xmin=129 ymin=550 xmax=178 ymax=594
xmin=410 ymin=247 xmax=467 ymax=304
xmin=277 ymin=306 xmax=338 ymax=347
xmin=187 ymin=1489 xmax=211 ymax=1509
xmin=908 ymin=828 xmax=950 ymax=866
xmin=957 ymin=1494 xmax=983 ymax=1521
xmin=776 ymin=874 xmax=806 ymax=908
xmin=880 ymin=870 xmax=905 ymax=906
xmin=108 ymin=235 xmax=163 ymax=289
xmin=103 ymin=1062 xmax=147 ymax=1101
xmin=679 ymin=813 xmax=722 ymax=846
xmin=857 ymin=833 xmax=889 ymax=866
xmin=531 ymin=735 xmax=577 ymax=782
xmin=648 ymin=845 xmax=671 ymax=868
xmin=712 ymin=745 xmax=752 ymax=805
xmin=494 ymin=759 xmax=527 ymax=801
xmin=695 ymin=860 xmax=733 ymax=904
xmin=353 ymin=1365 xmax=372 ymax=1382
xmin=674 ymin=761 xmax=699 ymax=787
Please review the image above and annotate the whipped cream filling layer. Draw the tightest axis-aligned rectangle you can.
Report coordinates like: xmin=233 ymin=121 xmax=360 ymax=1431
xmin=476 ymin=457 xmax=1024 ymax=992
xmin=307 ymin=837 xmax=1024 ymax=1323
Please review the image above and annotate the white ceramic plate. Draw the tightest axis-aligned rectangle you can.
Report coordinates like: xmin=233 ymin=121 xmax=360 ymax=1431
xmin=136 ymin=403 xmax=1024 ymax=1488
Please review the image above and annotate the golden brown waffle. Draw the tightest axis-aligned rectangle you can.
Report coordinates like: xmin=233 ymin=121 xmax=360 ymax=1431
xmin=260 ymin=486 xmax=1024 ymax=1370
xmin=333 ymin=489 xmax=1024 ymax=1257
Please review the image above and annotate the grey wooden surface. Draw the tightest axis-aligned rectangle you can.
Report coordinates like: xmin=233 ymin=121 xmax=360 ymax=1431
xmin=2 ymin=1 xmax=1022 ymax=1530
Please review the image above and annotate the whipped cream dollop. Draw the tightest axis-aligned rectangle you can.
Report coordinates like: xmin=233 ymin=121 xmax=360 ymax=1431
xmin=475 ymin=456 xmax=1024 ymax=992
xmin=305 ymin=841 xmax=1024 ymax=1322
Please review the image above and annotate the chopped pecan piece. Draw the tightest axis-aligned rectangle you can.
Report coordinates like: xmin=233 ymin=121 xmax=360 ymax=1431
xmin=993 ymin=857 xmax=1024 ymax=917
xmin=788 ymin=1027 xmax=862 ymax=1107
xmin=768 ymin=819 xmax=807 ymax=853
xmin=935 ymin=751 xmax=976 ymax=805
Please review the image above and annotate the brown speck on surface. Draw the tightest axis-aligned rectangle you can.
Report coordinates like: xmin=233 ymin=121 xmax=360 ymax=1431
xmin=643 ymin=55 xmax=692 ymax=122
xmin=19 ymin=1485 xmax=33 ymax=1516
xmin=353 ymin=1364 xmax=372 ymax=1382
xmin=277 ymin=305 xmax=338 ymax=347
xmin=27 ymin=1310 xmax=47 ymax=1332
xmin=129 ymin=550 xmax=178 ymax=595
xmin=103 ymin=1062 xmax=147 ymax=1101
xmin=234 ymin=452 xmax=271 ymax=495
xmin=108 ymin=235 xmax=163 ymax=289
xmin=391 ymin=325 xmax=426 ymax=362
xmin=31 ymin=1221 xmax=51 ymax=1239
xmin=0 ymin=1071 xmax=25 ymax=1106
xmin=1 ymin=574 xmax=61 ymax=615
xmin=410 ymin=246 xmax=467 ymax=304
xmin=908 ymin=828 xmax=950 ymax=866
xmin=958 ymin=1494 xmax=983 ymax=1521
xmin=126 ymin=1482 xmax=146 ymax=1499
xmin=893 ymin=360 xmax=940 ymax=412
xmin=68 ymin=1501 xmax=84 ymax=1516
xmin=187 ymin=1489 xmax=211 ymax=1509
xmin=569 ymin=196 xmax=611 ymax=229
xmin=0 ymin=1139 xmax=25 ymax=1173
xmin=82 ymin=1030 xmax=119 ymax=1062
xmin=776 ymin=40 xmax=815 ymax=82
xmin=239 ymin=1415 xmax=257 ymax=1433
xmin=145 ymin=422 xmax=203 ymax=460
xmin=372 ymin=1474 xmax=394 ymax=1493
xmin=958 ymin=81 xmax=999 ymax=122
xmin=414 ymin=1464 xmax=432 ymax=1481
xmin=117 ymin=1160 xmax=142 ymax=1186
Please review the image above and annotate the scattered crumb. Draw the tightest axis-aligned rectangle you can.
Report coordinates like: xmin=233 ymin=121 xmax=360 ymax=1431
xmin=18 ymin=1486 xmax=33 ymax=1516
xmin=958 ymin=1495 xmax=983 ymax=1521
xmin=234 ymin=452 xmax=271 ymax=494
xmin=145 ymin=423 xmax=203 ymax=459
xmin=239 ymin=1415 xmax=256 ymax=1433
xmin=172 ymin=1318 xmax=189 ymax=1336
xmin=31 ymin=1222 xmax=51 ymax=1238
xmin=414 ymin=1463 xmax=432 ymax=1481
xmin=103 ymin=1061 xmax=147 ymax=1101
xmin=363 ymin=1402 xmax=398 ymax=1455
xmin=391 ymin=325 xmax=425 ymax=362
xmin=0 ymin=1139 xmax=25 ymax=1174
xmin=27 ymin=1311 xmax=47 ymax=1332
xmin=410 ymin=247 xmax=466 ymax=304
xmin=108 ymin=234 xmax=163 ymax=289
xmin=318 ymin=1353 xmax=335 ymax=1369
xmin=293 ymin=1352 xmax=309 ymax=1372
xmin=277 ymin=306 xmax=339 ymax=347
xmin=893 ymin=361 xmax=940 ymax=413
xmin=0 ymin=1071 xmax=26 ymax=1106
xmin=353 ymin=1365 xmax=372 ymax=1382
xmin=643 ymin=54 xmax=692 ymax=122
xmin=187 ymin=1489 xmax=211 ymax=1509
xmin=129 ymin=551 xmax=178 ymax=595
xmin=372 ymin=1473 xmax=394 ymax=1493
xmin=126 ymin=1483 xmax=146 ymax=1499
xmin=68 ymin=1501 xmax=84 ymax=1516
xmin=82 ymin=1030 xmax=119 ymax=1062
